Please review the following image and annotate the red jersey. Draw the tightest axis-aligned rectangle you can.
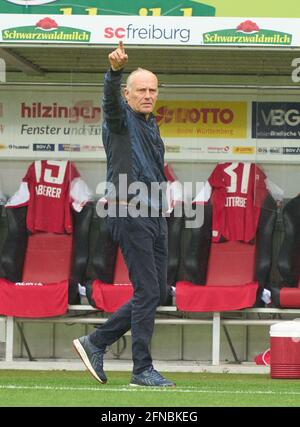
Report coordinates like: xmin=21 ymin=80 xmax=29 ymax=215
xmin=6 ymin=160 xmax=92 ymax=234
xmin=208 ymin=162 xmax=268 ymax=243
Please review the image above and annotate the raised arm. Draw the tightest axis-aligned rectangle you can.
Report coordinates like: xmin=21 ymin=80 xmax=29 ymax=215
xmin=102 ymin=41 xmax=129 ymax=132
xmin=102 ymin=41 xmax=128 ymax=133
xmin=108 ymin=41 xmax=128 ymax=71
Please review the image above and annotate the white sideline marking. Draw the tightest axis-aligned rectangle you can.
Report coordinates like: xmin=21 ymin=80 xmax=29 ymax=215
xmin=1 ymin=384 xmax=300 ymax=396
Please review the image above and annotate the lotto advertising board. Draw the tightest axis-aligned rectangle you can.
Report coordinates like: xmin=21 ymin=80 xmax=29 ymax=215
xmin=1 ymin=85 xmax=300 ymax=162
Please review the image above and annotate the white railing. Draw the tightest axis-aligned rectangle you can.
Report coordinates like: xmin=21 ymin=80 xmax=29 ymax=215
xmin=2 ymin=305 xmax=300 ymax=366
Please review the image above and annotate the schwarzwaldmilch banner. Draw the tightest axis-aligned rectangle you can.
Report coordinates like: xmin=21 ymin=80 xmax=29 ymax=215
xmin=0 ymin=0 xmax=299 ymax=46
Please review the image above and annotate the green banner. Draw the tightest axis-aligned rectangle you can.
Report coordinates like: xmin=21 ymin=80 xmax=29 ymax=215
xmin=207 ymin=0 xmax=300 ymax=18
xmin=0 ymin=0 xmax=215 ymax=16
xmin=0 ymin=0 xmax=300 ymax=17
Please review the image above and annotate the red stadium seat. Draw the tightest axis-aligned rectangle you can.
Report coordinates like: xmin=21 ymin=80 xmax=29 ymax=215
xmin=87 ymin=164 xmax=183 ymax=312
xmin=0 ymin=160 xmax=93 ymax=317
xmin=176 ymin=194 xmax=277 ymax=312
xmin=91 ymin=247 xmax=133 ymax=313
xmin=86 ymin=206 xmax=183 ymax=312
xmin=22 ymin=233 xmax=72 ymax=283
xmin=272 ymin=195 xmax=300 ymax=308
xmin=0 ymin=203 xmax=93 ymax=318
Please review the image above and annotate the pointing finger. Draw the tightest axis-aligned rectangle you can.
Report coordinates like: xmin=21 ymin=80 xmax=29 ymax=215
xmin=119 ymin=40 xmax=125 ymax=53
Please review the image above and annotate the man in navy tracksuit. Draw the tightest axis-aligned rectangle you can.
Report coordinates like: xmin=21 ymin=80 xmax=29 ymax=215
xmin=73 ymin=42 xmax=175 ymax=387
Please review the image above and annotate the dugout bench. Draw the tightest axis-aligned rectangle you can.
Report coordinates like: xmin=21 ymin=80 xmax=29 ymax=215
xmin=2 ymin=305 xmax=300 ymax=366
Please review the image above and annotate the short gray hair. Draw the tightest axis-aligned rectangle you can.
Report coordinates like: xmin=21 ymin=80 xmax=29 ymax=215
xmin=126 ymin=68 xmax=158 ymax=89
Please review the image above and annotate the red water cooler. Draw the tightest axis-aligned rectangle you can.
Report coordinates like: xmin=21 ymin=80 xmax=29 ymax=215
xmin=270 ymin=320 xmax=300 ymax=379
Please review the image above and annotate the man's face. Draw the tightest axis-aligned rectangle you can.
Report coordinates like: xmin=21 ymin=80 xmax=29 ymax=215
xmin=124 ymin=71 xmax=158 ymax=116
